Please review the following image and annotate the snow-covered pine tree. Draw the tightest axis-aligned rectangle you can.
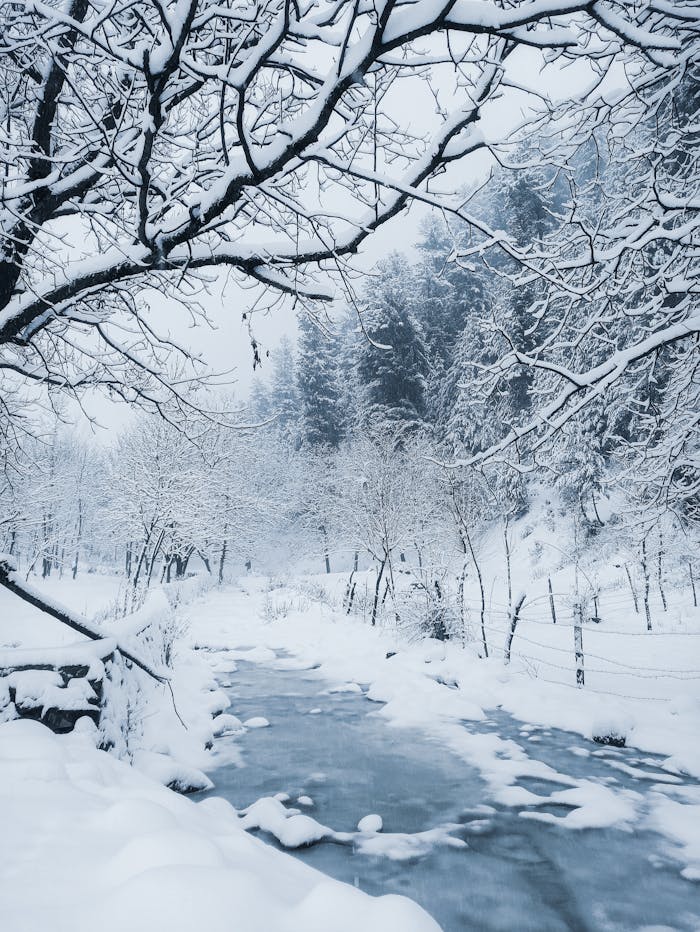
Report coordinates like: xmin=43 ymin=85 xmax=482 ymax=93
xmin=354 ymin=255 xmax=429 ymax=438
xmin=551 ymin=397 xmax=610 ymax=531
xmin=269 ymin=336 xmax=301 ymax=446
xmin=479 ymin=166 xmax=562 ymax=426
xmin=248 ymin=378 xmax=272 ymax=423
xmin=411 ymin=219 xmax=488 ymax=432
xmin=296 ymin=316 xmax=344 ymax=449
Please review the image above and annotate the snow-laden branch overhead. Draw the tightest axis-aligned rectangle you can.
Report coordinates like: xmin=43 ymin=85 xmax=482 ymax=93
xmin=0 ymin=0 xmax=697 ymax=448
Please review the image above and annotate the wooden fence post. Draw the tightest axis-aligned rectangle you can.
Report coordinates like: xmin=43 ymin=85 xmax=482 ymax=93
xmin=657 ymin=530 xmax=667 ymax=612
xmin=625 ymin=564 xmax=639 ymax=614
xmin=548 ymin=577 xmax=557 ymax=624
xmin=574 ymin=602 xmax=585 ymax=687
xmin=641 ymin=540 xmax=652 ymax=631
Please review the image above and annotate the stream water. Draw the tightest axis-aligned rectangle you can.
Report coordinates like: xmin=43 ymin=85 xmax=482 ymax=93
xmin=199 ymin=658 xmax=700 ymax=932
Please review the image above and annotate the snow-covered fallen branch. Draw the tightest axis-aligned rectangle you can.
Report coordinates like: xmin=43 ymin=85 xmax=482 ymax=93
xmin=0 ymin=555 xmax=168 ymax=684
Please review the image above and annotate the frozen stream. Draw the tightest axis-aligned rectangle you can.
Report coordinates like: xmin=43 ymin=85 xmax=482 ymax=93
xmin=199 ymin=658 xmax=700 ymax=931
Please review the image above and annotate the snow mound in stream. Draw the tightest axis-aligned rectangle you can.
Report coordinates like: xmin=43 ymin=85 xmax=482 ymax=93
xmin=240 ymin=795 xmax=467 ymax=863
xmin=0 ymin=719 xmax=440 ymax=932
xmin=240 ymin=796 xmax=332 ymax=847
xmin=358 ymin=814 xmax=383 ymax=833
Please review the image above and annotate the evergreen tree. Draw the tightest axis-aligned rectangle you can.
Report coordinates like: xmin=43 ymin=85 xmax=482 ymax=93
xmin=296 ymin=316 xmax=344 ymax=449
xmin=354 ymin=255 xmax=429 ymax=435
xmin=480 ymin=166 xmax=559 ymax=422
xmin=269 ymin=335 xmax=300 ymax=445
xmin=552 ymin=397 xmax=609 ymax=530
xmin=411 ymin=219 xmax=487 ymax=431
xmin=248 ymin=377 xmax=272 ymax=422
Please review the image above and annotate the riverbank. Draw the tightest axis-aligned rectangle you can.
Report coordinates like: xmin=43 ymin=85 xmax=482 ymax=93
xmin=198 ymin=655 xmax=700 ymax=931
xmin=190 ymin=576 xmax=700 ymax=888
xmin=0 ymin=716 xmax=440 ymax=932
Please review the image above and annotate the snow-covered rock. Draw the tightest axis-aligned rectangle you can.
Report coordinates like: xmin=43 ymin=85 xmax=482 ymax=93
xmin=212 ymin=713 xmax=245 ymax=736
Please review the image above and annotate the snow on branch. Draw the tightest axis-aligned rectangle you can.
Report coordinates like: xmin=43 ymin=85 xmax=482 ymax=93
xmin=0 ymin=556 xmax=168 ymax=684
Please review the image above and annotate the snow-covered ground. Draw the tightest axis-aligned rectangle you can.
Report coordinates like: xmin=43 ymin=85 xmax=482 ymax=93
xmin=190 ymin=575 xmax=700 ymax=883
xmin=0 ymin=574 xmax=441 ymax=932
xmin=1 ymin=545 xmax=699 ymax=930
xmin=0 ymin=717 xmax=439 ymax=932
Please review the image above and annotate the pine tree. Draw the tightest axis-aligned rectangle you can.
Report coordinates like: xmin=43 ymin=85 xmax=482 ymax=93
xmin=411 ymin=218 xmax=487 ymax=431
xmin=269 ymin=335 xmax=300 ymax=445
xmin=552 ymin=398 xmax=609 ymax=530
xmin=296 ymin=316 xmax=344 ymax=449
xmin=248 ymin=377 xmax=272 ymax=422
xmin=354 ymin=254 xmax=429 ymax=436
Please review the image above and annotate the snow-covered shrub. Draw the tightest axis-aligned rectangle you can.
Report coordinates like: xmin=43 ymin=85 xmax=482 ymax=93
xmin=99 ymin=653 xmax=144 ymax=760
xmin=0 ymin=677 xmax=16 ymax=724
xmin=392 ymin=581 xmax=460 ymax=643
xmin=96 ymin=583 xmax=215 ymax=792
xmin=163 ymin=573 xmax=212 ymax=610
xmin=262 ymin=592 xmax=310 ymax=622
xmin=293 ymin=578 xmax=336 ymax=609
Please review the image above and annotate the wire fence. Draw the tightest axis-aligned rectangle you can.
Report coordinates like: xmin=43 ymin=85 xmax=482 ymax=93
xmin=448 ymin=585 xmax=700 ymax=700
xmin=347 ymin=562 xmax=700 ymax=699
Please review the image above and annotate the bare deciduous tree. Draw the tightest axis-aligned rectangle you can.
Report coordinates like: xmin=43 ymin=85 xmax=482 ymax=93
xmin=0 ymin=0 xmax=693 ymax=442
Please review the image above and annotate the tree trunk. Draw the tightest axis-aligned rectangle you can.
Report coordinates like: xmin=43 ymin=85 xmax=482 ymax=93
xmin=690 ymin=561 xmax=697 ymax=608
xmin=625 ymin=563 xmax=639 ymax=614
xmin=0 ymin=557 xmax=166 ymax=683
xmin=463 ymin=528 xmax=488 ymax=658
xmin=548 ymin=577 xmax=557 ymax=624
xmin=72 ymin=499 xmax=83 ymax=580
xmin=504 ymin=516 xmax=512 ymax=609
xmin=218 ymin=537 xmax=228 ymax=585
xmin=504 ymin=593 xmax=526 ymax=664
xmin=370 ymin=556 xmax=387 ymax=627
xmin=131 ymin=530 xmax=152 ymax=594
xmin=146 ymin=528 xmax=167 ymax=590
xmin=177 ymin=546 xmax=195 ymax=578
xmin=657 ymin=530 xmax=667 ymax=612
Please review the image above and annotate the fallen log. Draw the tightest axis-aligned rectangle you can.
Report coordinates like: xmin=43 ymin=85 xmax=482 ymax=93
xmin=0 ymin=555 xmax=168 ymax=684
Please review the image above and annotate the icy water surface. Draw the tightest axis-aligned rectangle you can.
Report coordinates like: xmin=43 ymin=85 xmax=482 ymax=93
xmin=199 ymin=659 xmax=700 ymax=932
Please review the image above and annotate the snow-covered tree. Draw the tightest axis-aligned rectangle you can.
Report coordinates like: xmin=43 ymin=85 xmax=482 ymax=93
xmin=355 ymin=256 xmax=429 ymax=437
xmin=269 ymin=337 xmax=300 ymax=446
xmin=297 ymin=317 xmax=344 ymax=449
xmin=459 ymin=59 xmax=700 ymax=527
xmin=0 ymin=0 xmax=692 ymax=449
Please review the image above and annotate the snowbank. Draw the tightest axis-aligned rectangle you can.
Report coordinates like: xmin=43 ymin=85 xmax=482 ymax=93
xmin=0 ymin=570 xmax=221 ymax=792
xmin=0 ymin=718 xmax=440 ymax=932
